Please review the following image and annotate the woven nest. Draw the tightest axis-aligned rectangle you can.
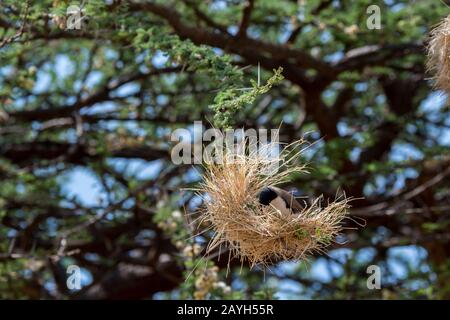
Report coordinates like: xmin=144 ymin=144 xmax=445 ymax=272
xmin=194 ymin=141 xmax=350 ymax=268
xmin=427 ymin=15 xmax=450 ymax=93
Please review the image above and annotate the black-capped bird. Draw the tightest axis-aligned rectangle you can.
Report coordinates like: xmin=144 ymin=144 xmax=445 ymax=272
xmin=258 ymin=186 xmax=303 ymax=215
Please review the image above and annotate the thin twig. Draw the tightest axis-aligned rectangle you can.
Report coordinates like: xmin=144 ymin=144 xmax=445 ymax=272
xmin=0 ymin=1 xmax=30 ymax=49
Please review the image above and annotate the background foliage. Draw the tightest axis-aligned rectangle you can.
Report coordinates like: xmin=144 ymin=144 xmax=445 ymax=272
xmin=0 ymin=0 xmax=449 ymax=299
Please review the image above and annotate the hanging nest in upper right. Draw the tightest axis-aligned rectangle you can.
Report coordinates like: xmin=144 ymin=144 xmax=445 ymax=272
xmin=427 ymin=15 xmax=450 ymax=93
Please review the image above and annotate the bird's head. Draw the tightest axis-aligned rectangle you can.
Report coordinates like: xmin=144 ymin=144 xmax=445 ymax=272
xmin=258 ymin=187 xmax=278 ymax=205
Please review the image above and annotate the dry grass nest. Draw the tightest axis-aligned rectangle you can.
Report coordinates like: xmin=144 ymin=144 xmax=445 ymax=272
xmin=193 ymin=140 xmax=352 ymax=269
xmin=427 ymin=14 xmax=450 ymax=93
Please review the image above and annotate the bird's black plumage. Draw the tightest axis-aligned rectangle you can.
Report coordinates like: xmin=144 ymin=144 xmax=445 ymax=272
xmin=259 ymin=187 xmax=278 ymax=205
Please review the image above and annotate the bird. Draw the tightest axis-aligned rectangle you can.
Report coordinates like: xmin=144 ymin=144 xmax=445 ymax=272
xmin=258 ymin=186 xmax=303 ymax=215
